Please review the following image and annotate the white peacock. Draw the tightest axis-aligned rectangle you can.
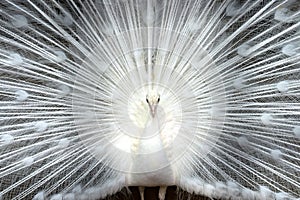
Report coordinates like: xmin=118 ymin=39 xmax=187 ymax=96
xmin=0 ymin=0 xmax=299 ymax=200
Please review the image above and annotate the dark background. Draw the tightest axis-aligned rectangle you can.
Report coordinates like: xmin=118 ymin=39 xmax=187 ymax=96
xmin=105 ymin=186 xmax=212 ymax=200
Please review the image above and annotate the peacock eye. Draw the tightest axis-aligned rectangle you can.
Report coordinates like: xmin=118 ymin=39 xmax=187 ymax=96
xmin=157 ymin=97 xmax=160 ymax=103
xmin=146 ymin=98 xmax=149 ymax=103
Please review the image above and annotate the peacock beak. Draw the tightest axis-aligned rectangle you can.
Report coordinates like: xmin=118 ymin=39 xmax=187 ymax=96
xmin=149 ymin=103 xmax=158 ymax=118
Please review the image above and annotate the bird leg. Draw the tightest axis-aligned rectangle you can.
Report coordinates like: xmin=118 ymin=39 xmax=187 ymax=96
xmin=139 ymin=186 xmax=145 ymax=200
xmin=158 ymin=186 xmax=167 ymax=200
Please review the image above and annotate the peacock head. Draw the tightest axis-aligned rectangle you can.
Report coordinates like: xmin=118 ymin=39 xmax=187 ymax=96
xmin=146 ymin=91 xmax=160 ymax=118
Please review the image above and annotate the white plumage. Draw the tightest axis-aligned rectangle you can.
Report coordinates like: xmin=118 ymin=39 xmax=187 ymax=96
xmin=0 ymin=0 xmax=299 ymax=200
